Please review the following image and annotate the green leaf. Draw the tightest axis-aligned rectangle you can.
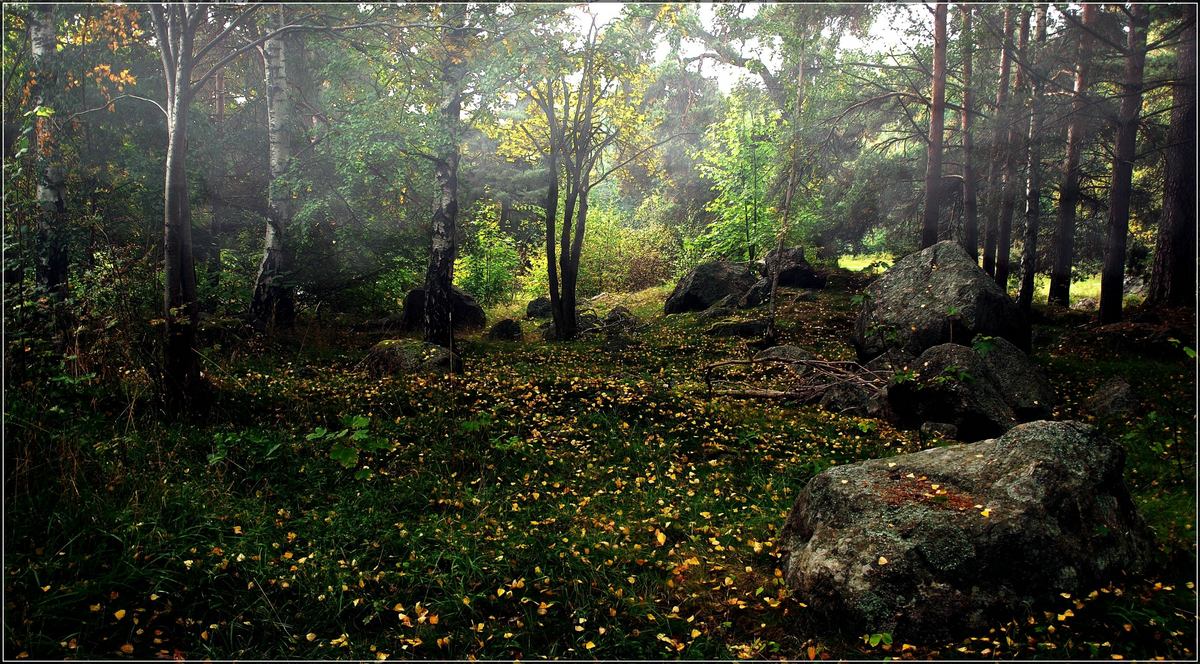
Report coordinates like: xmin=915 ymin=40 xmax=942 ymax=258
xmin=354 ymin=467 xmax=373 ymax=481
xmin=305 ymin=427 xmax=328 ymax=441
xmin=329 ymin=443 xmax=359 ymax=469
xmin=348 ymin=415 xmax=371 ymax=429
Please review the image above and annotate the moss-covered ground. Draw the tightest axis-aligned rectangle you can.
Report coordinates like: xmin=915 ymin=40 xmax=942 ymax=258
xmin=5 ymin=272 xmax=1195 ymax=659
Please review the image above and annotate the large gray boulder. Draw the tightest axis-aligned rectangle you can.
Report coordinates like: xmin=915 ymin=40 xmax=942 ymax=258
xmin=781 ymin=421 xmax=1152 ymax=640
xmin=363 ymin=339 xmax=461 ymax=375
xmin=664 ymin=261 xmax=756 ymax=314
xmin=851 ymin=241 xmax=1030 ymax=361
xmin=398 ymin=286 xmax=486 ymax=332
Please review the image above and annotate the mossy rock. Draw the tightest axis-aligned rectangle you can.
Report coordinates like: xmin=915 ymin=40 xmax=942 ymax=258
xmin=363 ymin=339 xmax=461 ymax=375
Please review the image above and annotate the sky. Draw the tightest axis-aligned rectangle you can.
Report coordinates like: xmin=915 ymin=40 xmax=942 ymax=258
xmin=570 ymin=2 xmax=916 ymax=94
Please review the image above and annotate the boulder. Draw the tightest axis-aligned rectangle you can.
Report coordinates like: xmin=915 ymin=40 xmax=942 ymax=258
xmin=707 ymin=319 xmax=769 ymax=338
xmin=602 ymin=305 xmax=638 ymax=330
xmin=781 ymin=420 xmax=1152 ymax=640
xmin=363 ymin=339 xmax=461 ymax=375
xmin=753 ymin=345 xmax=815 ymax=363
xmin=486 ymin=318 xmax=523 ymax=341
xmin=526 ymin=296 xmax=552 ymax=319
xmin=864 ymin=348 xmax=915 ymax=376
xmin=398 ymin=286 xmax=486 ymax=332
xmin=851 ymin=241 xmax=1030 ymax=361
xmin=664 ymin=261 xmax=757 ymax=314
xmin=974 ymin=336 xmax=1055 ymax=419
xmin=818 ymin=382 xmax=876 ymax=416
xmin=759 ymin=246 xmax=827 ymax=288
xmin=1086 ymin=378 xmax=1137 ymax=418
xmin=887 ymin=343 xmax=1017 ymax=442
xmin=738 ymin=277 xmax=772 ymax=309
xmin=697 ymin=295 xmax=736 ymax=321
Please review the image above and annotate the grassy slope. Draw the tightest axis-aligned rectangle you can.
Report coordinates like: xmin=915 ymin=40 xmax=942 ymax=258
xmin=5 ymin=275 xmax=1195 ymax=660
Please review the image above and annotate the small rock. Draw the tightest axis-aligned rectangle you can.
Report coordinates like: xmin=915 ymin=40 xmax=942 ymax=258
xmin=363 ymin=339 xmax=461 ymax=375
xmin=1086 ymin=378 xmax=1137 ymax=418
xmin=486 ymin=318 xmax=523 ymax=341
xmin=753 ymin=345 xmax=815 ymax=363
xmin=526 ymin=296 xmax=552 ymax=319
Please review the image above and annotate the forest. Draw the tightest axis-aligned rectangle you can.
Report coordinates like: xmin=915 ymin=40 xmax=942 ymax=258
xmin=2 ymin=2 xmax=1196 ymax=660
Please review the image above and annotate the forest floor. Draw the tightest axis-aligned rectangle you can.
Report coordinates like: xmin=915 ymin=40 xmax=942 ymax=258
xmin=5 ymin=271 xmax=1196 ymax=660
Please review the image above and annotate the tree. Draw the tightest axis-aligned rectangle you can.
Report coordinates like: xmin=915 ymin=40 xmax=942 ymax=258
xmin=1098 ymin=4 xmax=1149 ymax=324
xmin=30 ymin=4 xmax=68 ymax=300
xmin=919 ymin=2 xmax=948 ymax=249
xmin=421 ymin=8 xmax=468 ymax=350
xmin=981 ymin=6 xmax=1014 ymax=276
xmin=250 ymin=6 xmax=298 ymax=330
xmin=1016 ymin=4 xmax=1047 ymax=312
xmin=1047 ymin=4 xmax=1097 ymax=307
xmin=522 ymin=14 xmax=663 ymax=341
xmin=994 ymin=7 xmax=1030 ymax=290
xmin=1146 ymin=5 xmax=1196 ymax=309
xmin=959 ymin=5 xmax=978 ymax=260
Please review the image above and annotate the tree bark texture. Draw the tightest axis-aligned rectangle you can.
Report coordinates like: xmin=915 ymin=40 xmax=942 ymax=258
xmin=1017 ymin=4 xmax=1047 ymax=313
xmin=251 ymin=8 xmax=297 ymax=330
xmin=160 ymin=10 xmax=202 ymax=403
xmin=31 ymin=4 xmax=68 ymax=300
xmin=982 ymin=6 xmax=1014 ymax=277
xmin=1098 ymin=4 xmax=1149 ymax=324
xmin=994 ymin=8 xmax=1030 ymax=291
xmin=1047 ymin=4 xmax=1096 ymax=307
xmin=920 ymin=2 xmax=948 ymax=249
xmin=423 ymin=13 xmax=467 ymax=350
xmin=1147 ymin=5 xmax=1196 ymax=309
xmin=959 ymin=5 xmax=978 ymax=261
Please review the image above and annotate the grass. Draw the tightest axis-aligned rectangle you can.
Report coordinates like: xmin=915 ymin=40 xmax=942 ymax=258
xmin=837 ymin=253 xmax=893 ymax=272
xmin=4 ymin=280 xmax=1195 ymax=660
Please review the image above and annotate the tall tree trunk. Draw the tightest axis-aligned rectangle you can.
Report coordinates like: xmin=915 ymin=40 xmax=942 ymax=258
xmin=30 ymin=4 xmax=68 ymax=300
xmin=202 ymin=69 xmax=227 ymax=311
xmin=1016 ymin=5 xmax=1047 ymax=312
xmin=544 ymin=149 xmax=563 ymax=337
xmin=995 ymin=8 xmax=1031 ymax=290
xmin=163 ymin=33 xmax=202 ymax=403
xmin=1147 ymin=5 xmax=1196 ymax=309
xmin=556 ymin=175 xmax=580 ymax=341
xmin=251 ymin=8 xmax=297 ymax=330
xmin=423 ymin=14 xmax=467 ymax=350
xmin=1098 ymin=4 xmax=1149 ymax=324
xmin=959 ymin=5 xmax=978 ymax=260
xmin=1047 ymin=4 xmax=1096 ymax=306
xmin=982 ymin=6 xmax=1014 ymax=276
xmin=920 ymin=2 xmax=948 ymax=249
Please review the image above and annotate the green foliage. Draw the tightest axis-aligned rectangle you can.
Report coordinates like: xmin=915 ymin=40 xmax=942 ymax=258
xmin=456 ymin=204 xmax=522 ymax=306
xmin=693 ymin=91 xmax=782 ymax=263
xmin=306 ymin=415 xmax=390 ymax=471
